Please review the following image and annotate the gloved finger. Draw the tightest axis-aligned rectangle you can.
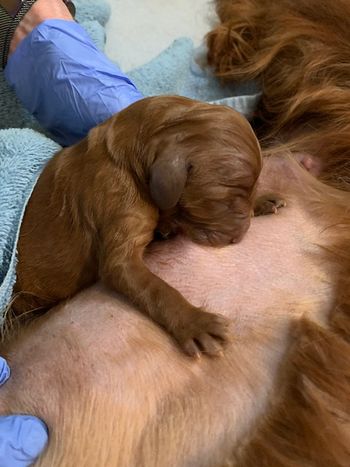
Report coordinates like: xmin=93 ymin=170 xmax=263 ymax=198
xmin=5 ymin=19 xmax=144 ymax=147
xmin=0 ymin=415 xmax=49 ymax=467
xmin=0 ymin=356 xmax=10 ymax=385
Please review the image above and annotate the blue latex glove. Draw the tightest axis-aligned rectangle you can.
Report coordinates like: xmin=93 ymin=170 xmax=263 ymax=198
xmin=0 ymin=357 xmax=48 ymax=467
xmin=4 ymin=19 xmax=144 ymax=147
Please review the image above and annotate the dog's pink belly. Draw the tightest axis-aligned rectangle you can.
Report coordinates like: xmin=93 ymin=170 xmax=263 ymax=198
xmin=147 ymin=215 xmax=329 ymax=334
xmin=0 ymin=164 xmax=334 ymax=466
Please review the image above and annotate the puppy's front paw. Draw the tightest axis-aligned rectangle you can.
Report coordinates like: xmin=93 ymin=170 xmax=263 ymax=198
xmin=253 ymin=194 xmax=286 ymax=216
xmin=174 ymin=309 xmax=231 ymax=358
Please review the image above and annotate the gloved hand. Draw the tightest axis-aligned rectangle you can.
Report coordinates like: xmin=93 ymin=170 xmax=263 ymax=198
xmin=4 ymin=19 xmax=144 ymax=147
xmin=0 ymin=357 xmax=48 ymax=467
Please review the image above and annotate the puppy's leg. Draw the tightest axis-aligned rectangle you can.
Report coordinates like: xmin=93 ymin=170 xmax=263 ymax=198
xmin=99 ymin=219 xmax=230 ymax=357
xmin=105 ymin=256 xmax=230 ymax=357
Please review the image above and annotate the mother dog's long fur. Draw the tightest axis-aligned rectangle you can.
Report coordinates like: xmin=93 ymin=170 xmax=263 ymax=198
xmin=207 ymin=0 xmax=350 ymax=189
xmin=207 ymin=0 xmax=350 ymax=465
xmin=227 ymin=171 xmax=350 ymax=467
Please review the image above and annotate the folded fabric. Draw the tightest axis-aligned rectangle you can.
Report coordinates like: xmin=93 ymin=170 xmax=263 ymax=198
xmin=129 ymin=40 xmax=260 ymax=119
xmin=0 ymin=0 xmax=109 ymax=325
xmin=0 ymin=130 xmax=60 ymax=321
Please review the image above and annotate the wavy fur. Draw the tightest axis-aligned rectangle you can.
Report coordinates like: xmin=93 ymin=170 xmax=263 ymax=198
xmin=207 ymin=0 xmax=350 ymax=189
xmin=207 ymin=2 xmax=350 ymax=463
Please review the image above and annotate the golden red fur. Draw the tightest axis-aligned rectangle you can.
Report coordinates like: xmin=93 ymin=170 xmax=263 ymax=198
xmin=207 ymin=0 xmax=350 ymax=189
xmin=13 ymin=95 xmax=264 ymax=357
xmin=206 ymin=0 xmax=350 ymax=464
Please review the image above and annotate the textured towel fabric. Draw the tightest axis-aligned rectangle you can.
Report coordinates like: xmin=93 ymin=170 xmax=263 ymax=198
xmin=0 ymin=130 xmax=60 ymax=322
xmin=0 ymin=2 xmax=108 ymax=325
xmin=0 ymin=0 xmax=260 ymax=323
xmin=129 ymin=40 xmax=260 ymax=119
xmin=74 ymin=0 xmax=111 ymax=26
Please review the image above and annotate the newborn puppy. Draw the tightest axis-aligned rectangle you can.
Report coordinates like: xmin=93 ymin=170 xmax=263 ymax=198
xmin=13 ymin=96 xmax=262 ymax=357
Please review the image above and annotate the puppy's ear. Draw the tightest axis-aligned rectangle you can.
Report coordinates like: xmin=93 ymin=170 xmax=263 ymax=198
xmin=150 ymin=153 xmax=188 ymax=210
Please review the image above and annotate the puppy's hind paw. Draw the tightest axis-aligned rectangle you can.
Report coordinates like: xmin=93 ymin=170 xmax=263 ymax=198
xmin=253 ymin=194 xmax=286 ymax=217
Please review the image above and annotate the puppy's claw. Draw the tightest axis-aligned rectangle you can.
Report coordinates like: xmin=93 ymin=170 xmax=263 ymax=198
xmin=175 ymin=310 xmax=230 ymax=358
xmin=183 ymin=340 xmax=202 ymax=359
xmin=197 ymin=333 xmax=225 ymax=356
xmin=254 ymin=194 xmax=287 ymax=217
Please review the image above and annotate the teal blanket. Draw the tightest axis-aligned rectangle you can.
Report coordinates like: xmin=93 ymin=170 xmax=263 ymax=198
xmin=0 ymin=0 xmax=260 ymax=323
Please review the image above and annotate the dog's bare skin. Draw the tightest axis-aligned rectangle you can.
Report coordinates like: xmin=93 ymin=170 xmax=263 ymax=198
xmin=13 ymin=95 xmax=268 ymax=357
xmin=0 ymin=156 xmax=343 ymax=467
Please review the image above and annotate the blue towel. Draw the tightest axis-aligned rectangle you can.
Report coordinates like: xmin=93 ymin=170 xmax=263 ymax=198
xmin=0 ymin=1 xmax=110 ymax=325
xmin=129 ymin=40 xmax=260 ymax=118
xmin=0 ymin=130 xmax=60 ymax=319
xmin=0 ymin=0 xmax=260 ymax=324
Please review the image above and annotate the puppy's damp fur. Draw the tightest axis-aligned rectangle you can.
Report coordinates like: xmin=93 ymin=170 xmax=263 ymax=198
xmin=13 ymin=95 xmax=263 ymax=357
